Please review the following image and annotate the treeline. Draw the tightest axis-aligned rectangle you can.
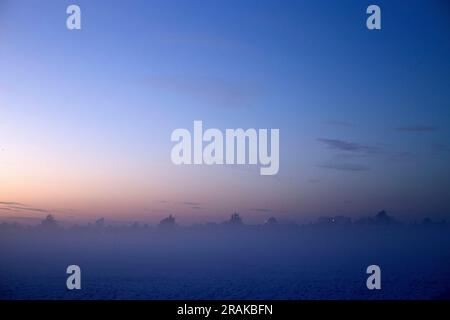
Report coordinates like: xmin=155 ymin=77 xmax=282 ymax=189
xmin=0 ymin=210 xmax=447 ymax=232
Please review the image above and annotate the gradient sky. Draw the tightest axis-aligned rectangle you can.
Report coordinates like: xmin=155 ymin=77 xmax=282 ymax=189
xmin=1 ymin=0 xmax=450 ymax=224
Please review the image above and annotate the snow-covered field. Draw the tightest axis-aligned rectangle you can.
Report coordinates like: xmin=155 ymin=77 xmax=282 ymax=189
xmin=1 ymin=226 xmax=449 ymax=299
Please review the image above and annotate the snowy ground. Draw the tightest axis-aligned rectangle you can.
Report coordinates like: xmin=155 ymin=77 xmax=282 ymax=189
xmin=1 ymin=226 xmax=450 ymax=299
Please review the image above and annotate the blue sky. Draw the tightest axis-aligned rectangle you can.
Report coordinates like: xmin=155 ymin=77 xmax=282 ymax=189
xmin=0 ymin=0 xmax=449 ymax=224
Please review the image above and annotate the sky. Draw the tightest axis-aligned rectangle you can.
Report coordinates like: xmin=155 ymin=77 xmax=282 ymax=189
xmin=0 ymin=0 xmax=450 ymax=225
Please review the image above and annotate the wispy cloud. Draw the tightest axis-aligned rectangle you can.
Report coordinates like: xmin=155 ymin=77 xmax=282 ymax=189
xmin=317 ymin=138 xmax=379 ymax=173
xmin=326 ymin=121 xmax=354 ymax=128
xmin=395 ymin=125 xmax=437 ymax=132
xmin=318 ymin=163 xmax=370 ymax=172
xmin=0 ymin=201 xmax=26 ymax=206
xmin=5 ymin=206 xmax=48 ymax=213
xmin=0 ymin=201 xmax=49 ymax=214
xmin=157 ymin=200 xmax=206 ymax=210
xmin=176 ymin=201 xmax=206 ymax=210
xmin=317 ymin=138 xmax=379 ymax=153
xmin=332 ymin=153 xmax=370 ymax=161
xmin=430 ymin=143 xmax=450 ymax=156
xmin=178 ymin=201 xmax=203 ymax=206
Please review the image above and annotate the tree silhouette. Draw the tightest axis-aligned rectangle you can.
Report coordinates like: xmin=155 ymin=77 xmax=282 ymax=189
xmin=95 ymin=217 xmax=105 ymax=228
xmin=40 ymin=214 xmax=58 ymax=229
xmin=229 ymin=212 xmax=243 ymax=225
xmin=265 ymin=217 xmax=278 ymax=225
xmin=159 ymin=215 xmax=176 ymax=228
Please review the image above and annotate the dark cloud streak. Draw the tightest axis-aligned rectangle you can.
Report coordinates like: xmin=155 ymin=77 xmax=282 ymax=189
xmin=318 ymin=163 xmax=370 ymax=172
xmin=317 ymin=138 xmax=379 ymax=153
xmin=395 ymin=125 xmax=437 ymax=132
